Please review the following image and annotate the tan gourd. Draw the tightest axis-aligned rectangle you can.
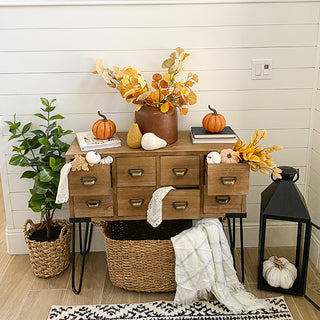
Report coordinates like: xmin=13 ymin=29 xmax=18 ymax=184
xmin=263 ymin=256 xmax=297 ymax=289
xmin=127 ymin=123 xmax=142 ymax=148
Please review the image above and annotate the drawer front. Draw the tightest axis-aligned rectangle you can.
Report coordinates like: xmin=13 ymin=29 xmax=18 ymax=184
xmin=117 ymin=157 xmax=156 ymax=187
xmin=117 ymin=187 xmax=155 ymax=217
xmin=69 ymin=164 xmax=111 ymax=196
xmin=73 ymin=194 xmax=113 ymax=218
xmin=206 ymin=163 xmax=249 ymax=195
xmin=162 ymin=189 xmax=200 ymax=219
xmin=160 ymin=156 xmax=200 ymax=186
xmin=204 ymin=192 xmax=246 ymax=215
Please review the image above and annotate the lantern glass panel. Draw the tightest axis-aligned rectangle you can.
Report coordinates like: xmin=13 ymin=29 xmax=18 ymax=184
xmin=305 ymin=228 xmax=320 ymax=309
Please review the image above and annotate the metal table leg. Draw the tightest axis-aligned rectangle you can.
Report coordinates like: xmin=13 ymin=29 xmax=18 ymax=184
xmin=227 ymin=216 xmax=235 ymax=265
xmin=71 ymin=219 xmax=93 ymax=294
xmin=226 ymin=213 xmax=246 ymax=283
xmin=239 ymin=217 xmax=245 ymax=283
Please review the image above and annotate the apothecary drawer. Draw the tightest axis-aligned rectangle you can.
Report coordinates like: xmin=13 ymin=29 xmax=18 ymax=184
xmin=206 ymin=163 xmax=249 ymax=195
xmin=162 ymin=189 xmax=200 ymax=219
xmin=68 ymin=164 xmax=112 ymax=196
xmin=72 ymin=194 xmax=113 ymax=218
xmin=203 ymin=193 xmax=246 ymax=215
xmin=116 ymin=157 xmax=156 ymax=187
xmin=117 ymin=187 xmax=155 ymax=217
xmin=160 ymin=156 xmax=200 ymax=186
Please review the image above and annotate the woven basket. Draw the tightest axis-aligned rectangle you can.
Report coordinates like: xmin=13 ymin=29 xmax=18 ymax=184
xmin=24 ymin=219 xmax=72 ymax=278
xmin=103 ymin=220 xmax=192 ymax=293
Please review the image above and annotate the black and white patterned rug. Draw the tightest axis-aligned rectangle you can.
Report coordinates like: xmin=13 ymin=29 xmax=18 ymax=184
xmin=48 ymin=296 xmax=293 ymax=320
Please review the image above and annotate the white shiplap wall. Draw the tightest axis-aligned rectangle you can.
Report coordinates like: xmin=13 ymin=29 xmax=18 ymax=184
xmin=0 ymin=0 xmax=319 ymax=253
xmin=308 ymin=30 xmax=320 ymax=271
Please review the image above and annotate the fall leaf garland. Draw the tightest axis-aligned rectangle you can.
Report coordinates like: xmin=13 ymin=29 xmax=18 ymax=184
xmin=233 ymin=128 xmax=283 ymax=179
xmin=94 ymin=47 xmax=199 ymax=115
xmin=71 ymin=155 xmax=92 ymax=172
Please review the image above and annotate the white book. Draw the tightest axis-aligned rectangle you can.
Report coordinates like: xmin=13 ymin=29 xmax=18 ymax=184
xmin=191 ymin=126 xmax=236 ymax=139
xmin=190 ymin=131 xmax=238 ymax=144
xmin=76 ymin=131 xmax=121 ymax=151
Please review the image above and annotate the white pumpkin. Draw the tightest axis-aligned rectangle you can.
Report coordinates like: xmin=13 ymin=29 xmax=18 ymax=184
xmin=206 ymin=151 xmax=221 ymax=164
xmin=141 ymin=133 xmax=167 ymax=151
xmin=263 ymin=256 xmax=297 ymax=289
xmin=100 ymin=156 xmax=113 ymax=164
xmin=85 ymin=151 xmax=101 ymax=164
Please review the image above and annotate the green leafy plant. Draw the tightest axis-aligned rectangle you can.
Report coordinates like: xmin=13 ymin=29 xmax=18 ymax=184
xmin=5 ymin=98 xmax=72 ymax=240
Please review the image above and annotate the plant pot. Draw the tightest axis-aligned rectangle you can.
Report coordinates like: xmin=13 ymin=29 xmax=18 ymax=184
xmin=135 ymin=105 xmax=178 ymax=144
xmin=24 ymin=219 xmax=72 ymax=278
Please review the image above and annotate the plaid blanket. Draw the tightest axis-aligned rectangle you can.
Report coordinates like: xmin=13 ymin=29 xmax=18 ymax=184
xmin=171 ymin=218 xmax=265 ymax=313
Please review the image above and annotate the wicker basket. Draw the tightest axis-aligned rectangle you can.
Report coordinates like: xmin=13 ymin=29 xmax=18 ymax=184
xmin=24 ymin=219 xmax=72 ymax=278
xmin=103 ymin=220 xmax=192 ymax=293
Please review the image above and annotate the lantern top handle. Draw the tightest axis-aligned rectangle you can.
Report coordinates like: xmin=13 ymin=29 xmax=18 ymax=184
xmin=272 ymin=166 xmax=299 ymax=182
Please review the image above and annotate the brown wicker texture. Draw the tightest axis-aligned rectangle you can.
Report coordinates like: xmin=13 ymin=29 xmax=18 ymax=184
xmin=103 ymin=222 xmax=177 ymax=293
xmin=24 ymin=219 xmax=72 ymax=278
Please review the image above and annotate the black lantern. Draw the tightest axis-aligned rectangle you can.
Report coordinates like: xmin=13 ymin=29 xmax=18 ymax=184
xmin=258 ymin=166 xmax=311 ymax=296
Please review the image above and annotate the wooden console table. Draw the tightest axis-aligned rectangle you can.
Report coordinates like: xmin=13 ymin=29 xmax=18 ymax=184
xmin=66 ymin=131 xmax=249 ymax=294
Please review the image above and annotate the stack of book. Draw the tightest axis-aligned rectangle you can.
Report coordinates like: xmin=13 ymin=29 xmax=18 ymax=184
xmin=76 ymin=131 xmax=121 ymax=151
xmin=190 ymin=126 xmax=238 ymax=144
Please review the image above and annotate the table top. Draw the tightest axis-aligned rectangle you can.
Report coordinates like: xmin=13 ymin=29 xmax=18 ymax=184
xmin=65 ymin=131 xmax=236 ymax=161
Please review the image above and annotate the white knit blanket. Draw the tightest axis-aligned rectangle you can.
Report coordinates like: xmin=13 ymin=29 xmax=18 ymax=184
xmin=171 ymin=218 xmax=265 ymax=313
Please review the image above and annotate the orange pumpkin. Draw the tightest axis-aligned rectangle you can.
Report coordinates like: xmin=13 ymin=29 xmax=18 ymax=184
xmin=92 ymin=111 xmax=116 ymax=140
xmin=202 ymin=105 xmax=226 ymax=133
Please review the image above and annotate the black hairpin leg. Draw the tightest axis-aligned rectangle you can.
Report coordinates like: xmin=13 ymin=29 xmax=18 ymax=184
xmin=71 ymin=219 xmax=93 ymax=294
xmin=226 ymin=213 xmax=246 ymax=283
xmin=239 ymin=217 xmax=245 ymax=284
xmin=227 ymin=216 xmax=236 ymax=268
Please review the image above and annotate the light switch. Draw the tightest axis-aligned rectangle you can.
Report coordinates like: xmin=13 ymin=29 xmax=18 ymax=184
xmin=255 ymin=64 xmax=261 ymax=76
xmin=252 ymin=59 xmax=272 ymax=79
xmin=263 ymin=64 xmax=270 ymax=75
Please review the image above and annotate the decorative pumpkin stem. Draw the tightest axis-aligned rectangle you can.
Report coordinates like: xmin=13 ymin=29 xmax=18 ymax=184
xmin=208 ymin=105 xmax=218 ymax=116
xmin=98 ymin=111 xmax=108 ymax=121
xmin=273 ymin=256 xmax=285 ymax=270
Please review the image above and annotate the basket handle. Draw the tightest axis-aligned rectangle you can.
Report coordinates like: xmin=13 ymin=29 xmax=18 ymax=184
xmin=59 ymin=223 xmax=71 ymax=241
xmin=24 ymin=219 xmax=36 ymax=234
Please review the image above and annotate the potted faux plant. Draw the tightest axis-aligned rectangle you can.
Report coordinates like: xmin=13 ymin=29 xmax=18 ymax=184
xmin=94 ymin=47 xmax=199 ymax=144
xmin=5 ymin=98 xmax=73 ymax=278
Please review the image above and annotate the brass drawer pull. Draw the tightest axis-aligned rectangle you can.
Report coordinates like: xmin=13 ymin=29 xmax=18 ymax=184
xmin=172 ymin=201 xmax=188 ymax=210
xmin=80 ymin=177 xmax=97 ymax=186
xmin=220 ymin=176 xmax=237 ymax=185
xmin=172 ymin=167 xmax=188 ymax=177
xmin=128 ymin=168 xmax=144 ymax=177
xmin=129 ymin=198 xmax=144 ymax=207
xmin=215 ymin=196 xmax=231 ymax=204
xmin=86 ymin=199 xmax=101 ymax=208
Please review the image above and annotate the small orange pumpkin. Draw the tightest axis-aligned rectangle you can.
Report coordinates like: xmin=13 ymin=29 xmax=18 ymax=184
xmin=202 ymin=105 xmax=226 ymax=133
xmin=92 ymin=111 xmax=116 ymax=140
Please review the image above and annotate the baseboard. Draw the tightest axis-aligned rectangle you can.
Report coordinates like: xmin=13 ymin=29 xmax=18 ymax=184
xmin=6 ymin=221 xmax=299 ymax=254
xmin=230 ymin=221 xmax=299 ymax=248
xmin=6 ymin=225 xmax=106 ymax=255
xmin=310 ymin=231 xmax=320 ymax=270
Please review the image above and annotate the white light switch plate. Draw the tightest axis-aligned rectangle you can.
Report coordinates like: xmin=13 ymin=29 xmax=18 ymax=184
xmin=252 ymin=59 xmax=272 ymax=80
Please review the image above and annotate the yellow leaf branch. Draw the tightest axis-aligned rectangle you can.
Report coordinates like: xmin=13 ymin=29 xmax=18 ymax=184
xmin=94 ymin=48 xmax=199 ymax=115
xmin=233 ymin=129 xmax=283 ymax=178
